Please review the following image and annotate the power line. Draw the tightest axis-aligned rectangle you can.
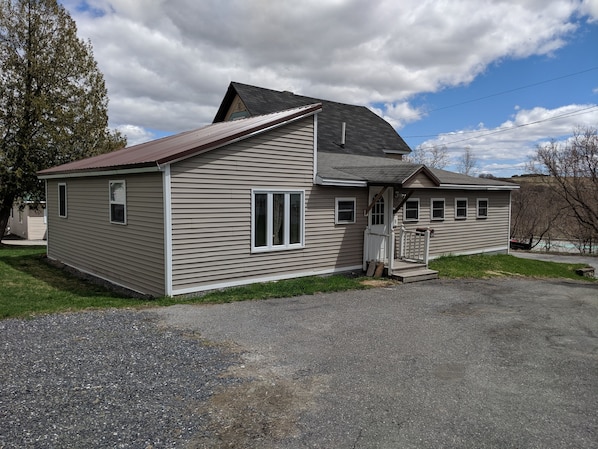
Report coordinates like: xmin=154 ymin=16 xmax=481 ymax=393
xmin=402 ymin=65 xmax=598 ymax=138
xmin=415 ymin=105 xmax=598 ymax=150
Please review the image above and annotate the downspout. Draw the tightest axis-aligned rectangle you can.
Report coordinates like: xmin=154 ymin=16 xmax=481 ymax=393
xmin=507 ymin=190 xmax=513 ymax=255
xmin=313 ymin=113 xmax=318 ymax=184
xmin=163 ymin=165 xmax=173 ymax=296
xmin=44 ymin=179 xmax=49 ymax=256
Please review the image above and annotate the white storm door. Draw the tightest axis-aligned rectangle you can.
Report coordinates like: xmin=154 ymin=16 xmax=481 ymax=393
xmin=367 ymin=187 xmax=390 ymax=263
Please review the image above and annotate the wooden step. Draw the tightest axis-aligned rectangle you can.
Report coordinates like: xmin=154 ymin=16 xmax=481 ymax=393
xmin=392 ymin=268 xmax=439 ymax=283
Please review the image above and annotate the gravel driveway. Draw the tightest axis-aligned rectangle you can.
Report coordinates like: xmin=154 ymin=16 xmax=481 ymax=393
xmin=2 ymin=277 xmax=597 ymax=448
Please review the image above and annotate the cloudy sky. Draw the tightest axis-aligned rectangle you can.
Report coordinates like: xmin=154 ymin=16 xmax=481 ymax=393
xmin=61 ymin=0 xmax=598 ymax=177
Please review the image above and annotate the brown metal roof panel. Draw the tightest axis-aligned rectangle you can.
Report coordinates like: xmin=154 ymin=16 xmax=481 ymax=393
xmin=38 ymin=104 xmax=321 ymax=176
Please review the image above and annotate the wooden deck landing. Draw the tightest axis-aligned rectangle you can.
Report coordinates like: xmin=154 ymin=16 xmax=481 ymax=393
xmin=391 ymin=260 xmax=439 ymax=283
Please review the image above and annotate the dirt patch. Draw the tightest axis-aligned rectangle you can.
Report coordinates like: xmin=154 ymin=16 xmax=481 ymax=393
xmin=360 ymin=279 xmax=397 ymax=287
xmin=189 ymin=349 xmax=327 ymax=448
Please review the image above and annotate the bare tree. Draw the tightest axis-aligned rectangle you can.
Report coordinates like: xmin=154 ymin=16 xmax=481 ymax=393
xmin=529 ymin=126 xmax=598 ymax=237
xmin=405 ymin=145 xmax=449 ymax=169
xmin=456 ymin=147 xmax=477 ymax=175
xmin=510 ymin=179 xmax=563 ymax=249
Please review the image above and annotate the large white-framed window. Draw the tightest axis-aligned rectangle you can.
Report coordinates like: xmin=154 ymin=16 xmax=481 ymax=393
xmin=58 ymin=183 xmax=67 ymax=218
xmin=109 ymin=180 xmax=127 ymax=224
xmin=404 ymin=199 xmax=420 ymax=222
xmin=252 ymin=189 xmax=304 ymax=252
xmin=477 ymin=198 xmax=489 ymax=218
xmin=431 ymin=198 xmax=445 ymax=221
xmin=335 ymin=197 xmax=356 ymax=224
xmin=455 ymin=198 xmax=468 ymax=220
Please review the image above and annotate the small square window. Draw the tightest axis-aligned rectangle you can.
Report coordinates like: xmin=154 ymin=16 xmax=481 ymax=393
xmin=109 ymin=180 xmax=127 ymax=224
xmin=336 ymin=198 xmax=356 ymax=224
xmin=431 ymin=199 xmax=445 ymax=220
xmin=477 ymin=199 xmax=488 ymax=218
xmin=455 ymin=198 xmax=467 ymax=220
xmin=404 ymin=199 xmax=419 ymax=221
xmin=58 ymin=183 xmax=67 ymax=218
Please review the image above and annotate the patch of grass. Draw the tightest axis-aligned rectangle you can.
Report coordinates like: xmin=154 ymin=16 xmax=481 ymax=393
xmin=429 ymin=253 xmax=594 ymax=281
xmin=3 ymin=245 xmax=593 ymax=320
xmin=188 ymin=274 xmax=370 ymax=304
xmin=0 ymin=245 xmax=156 ymax=319
xmin=0 ymin=245 xmax=369 ymax=319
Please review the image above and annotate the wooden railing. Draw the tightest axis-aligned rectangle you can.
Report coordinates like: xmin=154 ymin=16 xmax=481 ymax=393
xmin=396 ymin=225 xmax=431 ymax=265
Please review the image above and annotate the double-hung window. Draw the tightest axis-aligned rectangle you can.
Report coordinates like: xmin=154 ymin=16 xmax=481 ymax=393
xmin=109 ymin=180 xmax=127 ymax=224
xmin=58 ymin=183 xmax=67 ymax=218
xmin=455 ymin=198 xmax=467 ymax=220
xmin=404 ymin=199 xmax=419 ymax=222
xmin=335 ymin=198 xmax=356 ymax=224
xmin=477 ymin=198 xmax=488 ymax=218
xmin=252 ymin=190 xmax=304 ymax=251
xmin=431 ymin=199 xmax=445 ymax=221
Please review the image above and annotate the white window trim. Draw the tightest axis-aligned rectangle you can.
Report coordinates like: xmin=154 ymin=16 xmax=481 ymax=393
xmin=58 ymin=183 xmax=67 ymax=218
xmin=404 ymin=198 xmax=420 ymax=222
xmin=251 ymin=189 xmax=305 ymax=253
xmin=109 ymin=180 xmax=127 ymax=225
xmin=335 ymin=197 xmax=356 ymax=224
xmin=431 ymin=198 xmax=445 ymax=221
xmin=477 ymin=198 xmax=489 ymax=219
xmin=455 ymin=198 xmax=468 ymax=220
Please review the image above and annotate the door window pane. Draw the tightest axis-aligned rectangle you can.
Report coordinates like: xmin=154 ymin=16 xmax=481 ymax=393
xmin=371 ymin=197 xmax=384 ymax=225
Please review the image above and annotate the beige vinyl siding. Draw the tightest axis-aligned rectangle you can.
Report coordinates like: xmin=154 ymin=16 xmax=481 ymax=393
xmin=46 ymin=173 xmax=165 ymax=297
xmin=170 ymin=117 xmax=366 ymax=293
xmin=396 ymin=190 xmax=511 ymax=257
xmin=404 ymin=173 xmax=437 ymax=188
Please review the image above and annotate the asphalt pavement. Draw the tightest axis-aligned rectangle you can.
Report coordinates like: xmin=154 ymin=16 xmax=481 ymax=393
xmin=511 ymin=250 xmax=597 ymax=276
xmin=154 ymin=277 xmax=598 ymax=448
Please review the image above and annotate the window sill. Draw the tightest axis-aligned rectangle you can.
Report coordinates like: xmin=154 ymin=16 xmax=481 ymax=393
xmin=251 ymin=244 xmax=304 ymax=254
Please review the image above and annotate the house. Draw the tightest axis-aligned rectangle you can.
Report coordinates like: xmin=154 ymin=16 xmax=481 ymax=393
xmin=6 ymin=200 xmax=47 ymax=240
xmin=38 ymin=82 xmax=518 ymax=297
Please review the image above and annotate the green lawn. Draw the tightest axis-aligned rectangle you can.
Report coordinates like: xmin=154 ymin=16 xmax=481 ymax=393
xmin=0 ymin=246 xmax=593 ymax=319
xmin=429 ymin=253 xmax=594 ymax=280
xmin=0 ymin=245 xmax=369 ymax=319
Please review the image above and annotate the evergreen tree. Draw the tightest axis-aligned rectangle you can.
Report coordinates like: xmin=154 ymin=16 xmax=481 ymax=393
xmin=0 ymin=0 xmax=126 ymax=237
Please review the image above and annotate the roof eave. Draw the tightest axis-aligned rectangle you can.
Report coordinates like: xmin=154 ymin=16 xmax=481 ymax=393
xmin=438 ymin=183 xmax=520 ymax=190
xmin=315 ymin=175 xmax=368 ymax=187
xmin=37 ymin=163 xmax=160 ymax=179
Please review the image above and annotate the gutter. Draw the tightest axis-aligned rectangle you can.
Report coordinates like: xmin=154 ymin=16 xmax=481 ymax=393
xmin=37 ymin=165 xmax=162 ymax=180
xmin=315 ymin=175 xmax=368 ymax=188
xmin=438 ymin=183 xmax=519 ymax=191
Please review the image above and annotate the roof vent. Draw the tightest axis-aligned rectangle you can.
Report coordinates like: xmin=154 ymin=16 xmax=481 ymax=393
xmin=340 ymin=122 xmax=346 ymax=148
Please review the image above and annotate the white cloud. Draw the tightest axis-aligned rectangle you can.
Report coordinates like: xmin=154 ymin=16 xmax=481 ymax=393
xmin=60 ymin=0 xmax=593 ymax=133
xmin=580 ymin=0 xmax=598 ymax=21
xmin=115 ymin=124 xmax=158 ymax=146
xmin=416 ymin=104 xmax=598 ymax=176
xmin=58 ymin=0 xmax=598 ymax=179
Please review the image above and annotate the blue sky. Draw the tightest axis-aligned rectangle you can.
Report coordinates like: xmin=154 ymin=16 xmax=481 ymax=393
xmin=397 ymin=21 xmax=598 ymax=175
xmin=63 ymin=0 xmax=598 ymax=177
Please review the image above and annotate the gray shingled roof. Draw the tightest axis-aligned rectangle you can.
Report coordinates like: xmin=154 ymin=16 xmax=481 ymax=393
xmin=214 ymin=82 xmax=412 ymax=158
xmin=317 ymin=152 xmax=518 ymax=188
